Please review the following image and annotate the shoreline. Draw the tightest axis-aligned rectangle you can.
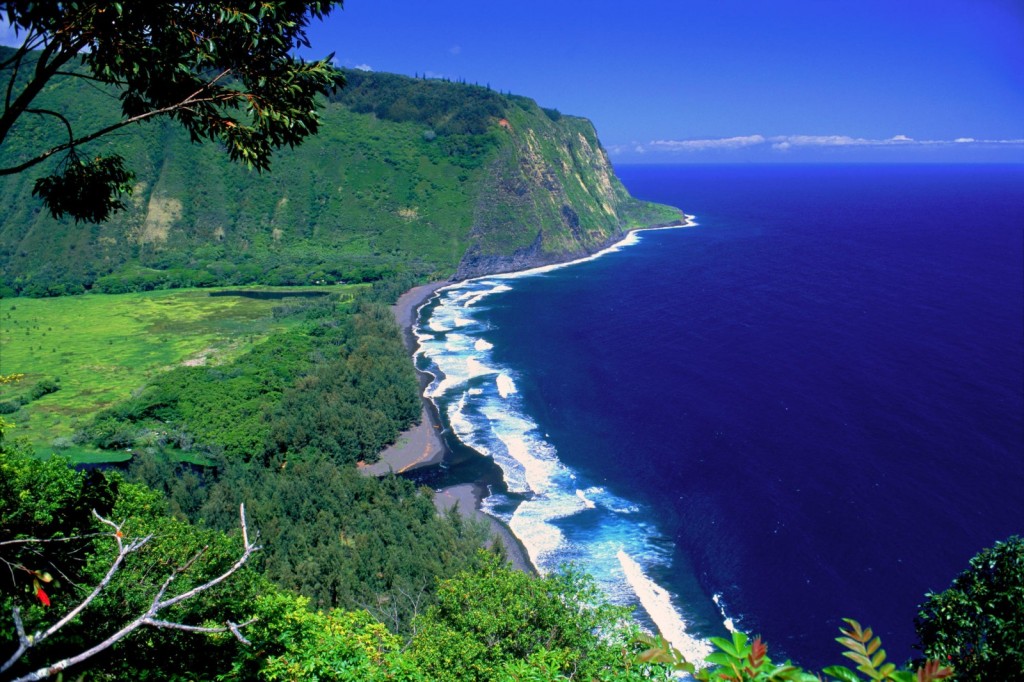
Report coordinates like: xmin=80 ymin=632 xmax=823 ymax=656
xmin=372 ymin=216 xmax=695 ymax=574
xmin=358 ymin=282 xmax=450 ymax=476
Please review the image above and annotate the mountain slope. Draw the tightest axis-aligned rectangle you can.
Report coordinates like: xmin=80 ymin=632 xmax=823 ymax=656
xmin=0 ymin=59 xmax=682 ymax=296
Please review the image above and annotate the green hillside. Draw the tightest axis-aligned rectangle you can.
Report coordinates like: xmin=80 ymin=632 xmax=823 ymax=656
xmin=0 ymin=57 xmax=681 ymax=297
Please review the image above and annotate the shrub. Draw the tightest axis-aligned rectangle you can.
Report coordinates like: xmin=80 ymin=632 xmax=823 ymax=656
xmin=915 ymin=536 xmax=1024 ymax=680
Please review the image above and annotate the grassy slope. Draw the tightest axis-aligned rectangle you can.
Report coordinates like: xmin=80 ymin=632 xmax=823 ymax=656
xmin=0 ymin=286 xmax=356 ymax=452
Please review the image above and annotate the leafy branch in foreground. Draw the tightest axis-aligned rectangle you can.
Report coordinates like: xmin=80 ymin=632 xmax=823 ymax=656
xmin=0 ymin=1 xmax=344 ymax=222
xmin=913 ymin=535 xmax=1024 ymax=680
xmin=1 ymin=504 xmax=260 ymax=682
xmin=824 ymin=619 xmax=952 ymax=682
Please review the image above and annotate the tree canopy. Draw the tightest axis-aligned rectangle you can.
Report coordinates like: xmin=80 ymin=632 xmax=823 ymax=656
xmin=915 ymin=535 xmax=1024 ymax=680
xmin=0 ymin=1 xmax=344 ymax=222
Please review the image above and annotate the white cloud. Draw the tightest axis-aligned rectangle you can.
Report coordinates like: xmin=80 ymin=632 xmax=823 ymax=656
xmin=771 ymin=135 xmax=872 ymax=147
xmin=353 ymin=63 xmax=373 ymax=72
xmin=627 ymin=133 xmax=1024 ymax=156
xmin=646 ymin=135 xmax=766 ymax=151
xmin=449 ymin=44 xmax=462 ymax=56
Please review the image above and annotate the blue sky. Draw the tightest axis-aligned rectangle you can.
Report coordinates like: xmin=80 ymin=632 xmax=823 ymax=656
xmin=3 ymin=1 xmax=1022 ymax=162
xmin=299 ymin=0 xmax=1024 ymax=163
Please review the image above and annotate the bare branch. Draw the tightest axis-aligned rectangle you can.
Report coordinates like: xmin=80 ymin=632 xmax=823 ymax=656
xmin=151 ymin=544 xmax=208 ymax=606
xmin=0 ymin=533 xmax=111 ymax=548
xmin=227 ymin=620 xmax=254 ymax=646
xmin=11 ymin=606 xmax=29 ymax=647
xmin=3 ymin=505 xmax=260 ymax=682
xmin=144 ymin=617 xmax=257 ymax=645
xmin=157 ymin=506 xmax=260 ymax=612
xmin=0 ymin=512 xmax=151 ymax=675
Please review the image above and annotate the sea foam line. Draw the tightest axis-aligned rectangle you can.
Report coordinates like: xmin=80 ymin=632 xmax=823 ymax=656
xmin=485 ymin=214 xmax=698 ymax=282
xmin=618 ymin=551 xmax=714 ymax=666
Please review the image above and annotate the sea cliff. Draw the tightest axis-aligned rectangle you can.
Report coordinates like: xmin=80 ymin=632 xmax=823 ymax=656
xmin=0 ymin=60 xmax=681 ymax=295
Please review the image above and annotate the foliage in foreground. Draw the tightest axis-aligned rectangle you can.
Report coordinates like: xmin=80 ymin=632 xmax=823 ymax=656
xmin=0 ymin=439 xmax=662 ymax=680
xmin=915 ymin=535 xmax=1024 ymax=680
xmin=0 ymin=2 xmax=343 ymax=223
xmin=407 ymin=554 xmax=656 ymax=682
xmin=639 ymin=624 xmax=954 ymax=682
xmin=6 ymin=435 xmax=1021 ymax=681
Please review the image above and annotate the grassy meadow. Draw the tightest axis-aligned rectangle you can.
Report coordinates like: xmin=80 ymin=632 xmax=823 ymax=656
xmin=0 ymin=286 xmax=357 ymax=459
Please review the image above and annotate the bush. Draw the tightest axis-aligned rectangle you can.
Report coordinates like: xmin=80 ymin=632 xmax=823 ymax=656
xmin=915 ymin=536 xmax=1024 ymax=680
xmin=28 ymin=378 xmax=60 ymax=401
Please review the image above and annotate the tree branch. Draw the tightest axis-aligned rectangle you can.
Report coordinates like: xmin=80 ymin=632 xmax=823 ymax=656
xmin=3 ymin=505 xmax=260 ymax=682
xmin=24 ymin=108 xmax=73 ymax=146
xmin=0 ymin=512 xmax=149 ymax=675
xmin=0 ymin=70 xmax=239 ymax=177
xmin=0 ymin=532 xmax=111 ymax=548
xmin=144 ymin=617 xmax=257 ymax=645
xmin=0 ymin=33 xmax=86 ymax=146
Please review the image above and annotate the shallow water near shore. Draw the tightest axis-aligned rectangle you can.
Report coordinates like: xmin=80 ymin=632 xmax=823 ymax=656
xmin=417 ymin=164 xmax=1024 ymax=670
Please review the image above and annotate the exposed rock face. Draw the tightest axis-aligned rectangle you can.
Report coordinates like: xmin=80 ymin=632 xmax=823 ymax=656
xmin=455 ymin=109 xmax=682 ymax=280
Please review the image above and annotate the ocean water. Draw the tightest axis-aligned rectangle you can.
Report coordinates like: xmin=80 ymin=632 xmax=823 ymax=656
xmin=414 ymin=164 xmax=1024 ymax=670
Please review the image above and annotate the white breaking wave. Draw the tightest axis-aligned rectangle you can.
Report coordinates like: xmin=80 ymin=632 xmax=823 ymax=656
xmin=496 ymin=373 xmax=517 ymax=398
xmin=479 ymin=405 xmax=559 ymax=495
xmin=576 ymin=489 xmax=596 ymax=509
xmin=423 ymin=351 xmax=497 ymax=398
xmin=712 ymin=593 xmax=739 ymax=633
xmin=475 ymin=338 xmax=494 ymax=351
xmin=447 ymin=396 xmax=477 ymax=445
xmin=618 ymin=550 xmax=713 ymax=666
xmin=464 ymin=282 xmax=513 ymax=307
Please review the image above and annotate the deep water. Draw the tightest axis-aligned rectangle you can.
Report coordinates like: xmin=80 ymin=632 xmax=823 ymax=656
xmin=416 ymin=164 xmax=1024 ymax=670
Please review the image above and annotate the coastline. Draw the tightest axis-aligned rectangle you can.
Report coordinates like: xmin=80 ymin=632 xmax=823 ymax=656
xmin=362 ymin=279 xmax=537 ymax=574
xmin=358 ymin=282 xmax=450 ymax=476
xmin=372 ymin=216 xmax=695 ymax=574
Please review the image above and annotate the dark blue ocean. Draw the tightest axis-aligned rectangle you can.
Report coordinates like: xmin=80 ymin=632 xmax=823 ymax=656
xmin=415 ymin=164 xmax=1024 ymax=670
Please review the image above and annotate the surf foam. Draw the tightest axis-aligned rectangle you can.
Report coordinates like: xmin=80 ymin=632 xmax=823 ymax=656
xmin=618 ymin=550 xmax=713 ymax=666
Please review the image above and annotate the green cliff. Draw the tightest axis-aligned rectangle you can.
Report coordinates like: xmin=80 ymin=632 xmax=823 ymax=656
xmin=0 ymin=61 xmax=681 ymax=296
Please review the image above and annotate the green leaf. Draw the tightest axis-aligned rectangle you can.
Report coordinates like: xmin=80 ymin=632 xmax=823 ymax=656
xmin=822 ymin=666 xmax=862 ymax=682
xmin=710 ymin=635 xmax=743 ymax=659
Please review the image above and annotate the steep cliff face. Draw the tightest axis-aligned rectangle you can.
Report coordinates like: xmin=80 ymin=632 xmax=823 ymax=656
xmin=0 ymin=65 xmax=680 ymax=295
xmin=456 ymin=104 xmax=682 ymax=279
